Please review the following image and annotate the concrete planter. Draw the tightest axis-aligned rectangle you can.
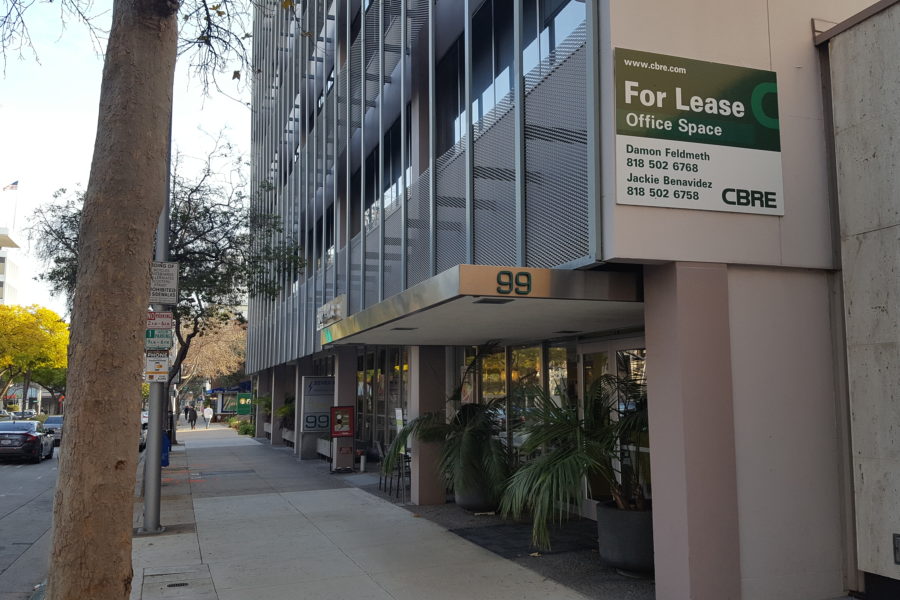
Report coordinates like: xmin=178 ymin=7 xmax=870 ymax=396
xmin=263 ymin=422 xmax=272 ymax=434
xmin=282 ymin=428 xmax=295 ymax=443
xmin=596 ymin=501 xmax=654 ymax=576
xmin=316 ymin=437 xmax=332 ymax=457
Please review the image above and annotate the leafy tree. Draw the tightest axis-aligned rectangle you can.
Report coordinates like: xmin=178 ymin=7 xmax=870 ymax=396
xmin=30 ymin=140 xmax=302 ymax=390
xmin=175 ymin=319 xmax=246 ymax=403
xmin=3 ymin=0 xmax=260 ymax=596
xmin=0 ymin=305 xmax=68 ymax=408
xmin=31 ymin=366 xmax=68 ymax=411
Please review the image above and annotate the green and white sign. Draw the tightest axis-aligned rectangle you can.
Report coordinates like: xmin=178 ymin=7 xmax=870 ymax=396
xmin=615 ymin=48 xmax=783 ymax=215
xmin=145 ymin=328 xmax=173 ymax=350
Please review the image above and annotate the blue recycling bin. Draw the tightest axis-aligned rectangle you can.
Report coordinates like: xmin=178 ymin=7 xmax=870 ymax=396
xmin=161 ymin=431 xmax=171 ymax=467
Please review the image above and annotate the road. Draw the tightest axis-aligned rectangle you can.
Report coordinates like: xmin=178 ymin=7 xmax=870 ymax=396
xmin=0 ymin=451 xmax=58 ymax=600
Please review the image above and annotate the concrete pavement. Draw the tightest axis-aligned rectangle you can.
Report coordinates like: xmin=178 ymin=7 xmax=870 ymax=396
xmin=131 ymin=423 xmax=593 ymax=600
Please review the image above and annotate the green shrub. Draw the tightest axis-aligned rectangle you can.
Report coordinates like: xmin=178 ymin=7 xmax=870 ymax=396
xmin=228 ymin=416 xmax=241 ymax=429
xmin=238 ymin=422 xmax=255 ymax=436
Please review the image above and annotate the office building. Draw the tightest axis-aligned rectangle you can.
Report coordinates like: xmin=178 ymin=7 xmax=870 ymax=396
xmin=248 ymin=0 xmax=899 ymax=597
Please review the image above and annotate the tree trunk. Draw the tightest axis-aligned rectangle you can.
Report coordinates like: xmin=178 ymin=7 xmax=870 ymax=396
xmin=47 ymin=0 xmax=178 ymax=598
xmin=20 ymin=369 xmax=32 ymax=411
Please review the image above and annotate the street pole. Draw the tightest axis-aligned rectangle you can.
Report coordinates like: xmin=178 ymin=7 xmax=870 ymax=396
xmin=141 ymin=119 xmax=173 ymax=535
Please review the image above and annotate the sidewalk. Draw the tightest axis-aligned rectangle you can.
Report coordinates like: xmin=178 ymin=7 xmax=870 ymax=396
xmin=131 ymin=423 xmax=651 ymax=600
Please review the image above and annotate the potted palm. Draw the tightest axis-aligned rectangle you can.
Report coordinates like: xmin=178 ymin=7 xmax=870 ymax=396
xmin=500 ymin=374 xmax=652 ymax=574
xmin=383 ymin=398 xmax=511 ymax=511
xmin=383 ymin=344 xmax=511 ymax=511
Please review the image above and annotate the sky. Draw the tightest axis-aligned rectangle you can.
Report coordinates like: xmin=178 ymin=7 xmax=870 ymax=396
xmin=0 ymin=3 xmax=252 ymax=319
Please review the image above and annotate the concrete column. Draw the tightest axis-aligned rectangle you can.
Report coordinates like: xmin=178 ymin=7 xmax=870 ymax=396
xmin=644 ymin=262 xmax=742 ymax=600
xmin=295 ymin=357 xmax=320 ymax=459
xmin=270 ymin=365 xmax=287 ymax=446
xmin=334 ymin=347 xmax=357 ymax=409
xmin=408 ymin=346 xmax=446 ymax=505
xmin=255 ymin=370 xmax=272 ymax=438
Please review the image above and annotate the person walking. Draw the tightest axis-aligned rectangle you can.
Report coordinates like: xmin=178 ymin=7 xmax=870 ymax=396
xmin=183 ymin=405 xmax=190 ymax=422
xmin=188 ymin=406 xmax=198 ymax=430
xmin=203 ymin=405 xmax=214 ymax=429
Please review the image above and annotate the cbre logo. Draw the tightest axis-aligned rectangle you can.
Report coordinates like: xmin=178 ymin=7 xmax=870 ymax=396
xmin=722 ymin=188 xmax=778 ymax=209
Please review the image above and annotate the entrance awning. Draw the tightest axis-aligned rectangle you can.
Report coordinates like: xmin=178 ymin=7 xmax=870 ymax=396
xmin=320 ymin=265 xmax=644 ymax=347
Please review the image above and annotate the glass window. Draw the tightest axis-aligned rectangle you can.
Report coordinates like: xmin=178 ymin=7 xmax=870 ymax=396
xmin=436 ymin=40 xmax=462 ymax=154
xmin=472 ymin=1 xmax=494 ymax=125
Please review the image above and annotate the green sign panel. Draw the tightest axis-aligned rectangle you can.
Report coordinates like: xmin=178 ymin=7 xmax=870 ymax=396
xmin=144 ymin=328 xmax=173 ymax=350
xmin=615 ymin=48 xmax=784 ymax=216
xmin=615 ymin=48 xmax=779 ymax=151
xmin=236 ymin=393 xmax=253 ymax=415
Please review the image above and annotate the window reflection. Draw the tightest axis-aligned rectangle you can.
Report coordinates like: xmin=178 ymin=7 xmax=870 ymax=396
xmin=435 ymin=0 xmax=585 ymax=155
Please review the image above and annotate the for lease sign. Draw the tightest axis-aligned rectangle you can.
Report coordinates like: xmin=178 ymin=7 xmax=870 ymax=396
xmin=615 ymin=48 xmax=784 ymax=216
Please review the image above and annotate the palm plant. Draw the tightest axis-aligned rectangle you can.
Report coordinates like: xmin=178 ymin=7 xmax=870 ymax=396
xmin=383 ymin=344 xmax=511 ymax=510
xmin=500 ymin=374 xmax=648 ymax=550
xmin=383 ymin=398 xmax=511 ymax=510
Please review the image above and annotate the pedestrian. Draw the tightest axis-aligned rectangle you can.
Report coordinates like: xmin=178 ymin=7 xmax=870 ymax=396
xmin=188 ymin=406 xmax=197 ymax=430
xmin=203 ymin=405 xmax=214 ymax=429
xmin=183 ymin=405 xmax=190 ymax=422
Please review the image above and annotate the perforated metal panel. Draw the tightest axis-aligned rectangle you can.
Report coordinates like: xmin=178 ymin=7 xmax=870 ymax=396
xmin=336 ymin=246 xmax=346 ymax=298
xmin=364 ymin=223 xmax=380 ymax=307
xmin=406 ymin=170 xmax=431 ymax=286
xmin=350 ymin=39 xmax=363 ymax=132
xmin=524 ymin=25 xmax=588 ymax=268
xmin=349 ymin=234 xmax=362 ymax=314
xmin=473 ymin=95 xmax=517 ymax=266
xmin=384 ymin=206 xmax=403 ymax=298
xmin=435 ymin=144 xmax=467 ymax=274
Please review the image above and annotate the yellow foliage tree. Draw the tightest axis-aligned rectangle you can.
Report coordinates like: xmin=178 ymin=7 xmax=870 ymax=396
xmin=0 ymin=305 xmax=69 ymax=407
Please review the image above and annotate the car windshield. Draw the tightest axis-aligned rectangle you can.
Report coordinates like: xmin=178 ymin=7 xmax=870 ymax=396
xmin=0 ymin=422 xmax=37 ymax=432
xmin=45 ymin=417 xmax=63 ymax=425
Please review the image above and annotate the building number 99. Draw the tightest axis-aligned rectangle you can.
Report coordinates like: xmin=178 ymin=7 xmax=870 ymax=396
xmin=304 ymin=414 xmax=330 ymax=430
xmin=496 ymin=270 xmax=532 ymax=295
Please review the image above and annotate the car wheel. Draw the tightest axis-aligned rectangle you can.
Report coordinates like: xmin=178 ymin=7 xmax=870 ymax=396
xmin=30 ymin=447 xmax=42 ymax=464
xmin=44 ymin=445 xmax=54 ymax=459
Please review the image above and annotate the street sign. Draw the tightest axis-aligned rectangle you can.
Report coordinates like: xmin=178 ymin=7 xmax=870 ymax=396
xmin=147 ymin=311 xmax=173 ymax=329
xmin=145 ymin=329 xmax=174 ymax=350
xmin=150 ymin=261 xmax=179 ymax=305
xmin=145 ymin=351 xmax=169 ymax=382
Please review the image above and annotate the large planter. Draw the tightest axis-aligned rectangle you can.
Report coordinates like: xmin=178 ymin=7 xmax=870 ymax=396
xmin=596 ymin=501 xmax=654 ymax=576
xmin=454 ymin=484 xmax=498 ymax=513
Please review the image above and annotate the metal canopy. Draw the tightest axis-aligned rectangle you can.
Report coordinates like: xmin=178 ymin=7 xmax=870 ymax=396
xmin=321 ymin=265 xmax=644 ymax=347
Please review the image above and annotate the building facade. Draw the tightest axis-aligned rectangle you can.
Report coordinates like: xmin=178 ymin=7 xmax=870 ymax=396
xmin=248 ymin=0 xmax=896 ymax=598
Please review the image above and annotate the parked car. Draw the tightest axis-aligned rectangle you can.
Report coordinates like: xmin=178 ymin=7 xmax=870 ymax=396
xmin=44 ymin=415 xmax=64 ymax=447
xmin=0 ymin=421 xmax=54 ymax=463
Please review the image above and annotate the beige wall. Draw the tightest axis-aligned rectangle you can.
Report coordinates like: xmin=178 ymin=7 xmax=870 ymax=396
xmin=645 ymin=263 xmax=848 ymax=600
xmin=727 ymin=266 xmax=847 ymax=599
xmin=600 ymin=0 xmax=874 ymax=268
xmin=827 ymin=1 xmax=900 ymax=580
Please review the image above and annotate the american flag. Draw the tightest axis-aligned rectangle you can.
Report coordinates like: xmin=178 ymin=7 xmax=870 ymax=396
xmin=2 ymin=181 xmax=18 ymax=191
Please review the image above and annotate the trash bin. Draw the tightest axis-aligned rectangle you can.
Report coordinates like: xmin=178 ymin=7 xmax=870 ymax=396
xmin=161 ymin=431 xmax=171 ymax=467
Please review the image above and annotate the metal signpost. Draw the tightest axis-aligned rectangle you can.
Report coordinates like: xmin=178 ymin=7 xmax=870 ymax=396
xmin=141 ymin=224 xmax=178 ymax=534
